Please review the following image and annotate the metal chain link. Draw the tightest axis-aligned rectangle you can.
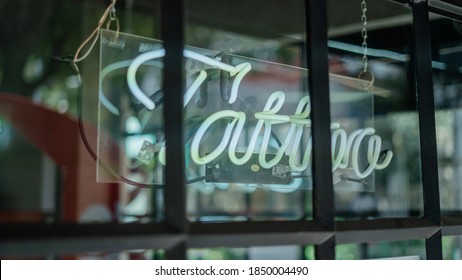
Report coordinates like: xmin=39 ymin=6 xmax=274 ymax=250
xmin=361 ymin=0 xmax=368 ymax=73
xmin=357 ymin=0 xmax=374 ymax=89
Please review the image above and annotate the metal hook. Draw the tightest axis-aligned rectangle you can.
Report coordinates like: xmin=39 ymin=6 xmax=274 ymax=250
xmin=106 ymin=17 xmax=120 ymax=41
xmin=358 ymin=69 xmax=375 ymax=90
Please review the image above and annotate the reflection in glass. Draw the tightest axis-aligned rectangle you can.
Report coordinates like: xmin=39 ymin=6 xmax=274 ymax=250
xmin=328 ymin=0 xmax=423 ymax=219
xmin=443 ymin=235 xmax=462 ymax=260
xmin=188 ymin=248 xmax=246 ymax=260
xmin=189 ymin=245 xmax=310 ymax=260
xmin=184 ymin=0 xmax=311 ymax=222
xmin=59 ymin=249 xmax=166 ymax=260
xmin=0 ymin=0 xmax=163 ymax=224
xmin=431 ymin=15 xmax=462 ymax=214
xmin=336 ymin=240 xmax=425 ymax=260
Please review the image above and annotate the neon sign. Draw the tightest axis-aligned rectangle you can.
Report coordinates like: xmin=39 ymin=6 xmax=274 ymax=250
xmin=99 ymin=46 xmax=393 ymax=182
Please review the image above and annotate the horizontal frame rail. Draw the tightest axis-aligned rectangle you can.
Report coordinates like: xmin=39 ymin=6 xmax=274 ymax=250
xmin=2 ymin=217 xmax=460 ymax=257
xmin=442 ymin=215 xmax=462 ymax=236
xmin=189 ymin=220 xmax=332 ymax=248
xmin=336 ymin=218 xmax=439 ymax=244
xmin=0 ymin=223 xmax=184 ymax=257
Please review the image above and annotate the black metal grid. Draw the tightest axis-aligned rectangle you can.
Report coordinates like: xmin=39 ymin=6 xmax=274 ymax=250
xmin=162 ymin=0 xmax=188 ymax=260
xmin=1 ymin=0 xmax=462 ymax=260
xmin=411 ymin=0 xmax=443 ymax=260
xmin=306 ymin=0 xmax=335 ymax=260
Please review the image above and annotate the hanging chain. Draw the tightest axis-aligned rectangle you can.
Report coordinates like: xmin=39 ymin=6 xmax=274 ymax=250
xmin=361 ymin=0 xmax=368 ymax=73
xmin=358 ymin=0 xmax=374 ymax=89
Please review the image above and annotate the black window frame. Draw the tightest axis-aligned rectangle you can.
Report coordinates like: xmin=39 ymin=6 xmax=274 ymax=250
xmin=1 ymin=0 xmax=462 ymax=260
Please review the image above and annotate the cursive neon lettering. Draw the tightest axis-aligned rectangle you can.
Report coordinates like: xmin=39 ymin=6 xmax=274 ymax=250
xmin=189 ymin=91 xmax=392 ymax=178
xmin=120 ymin=48 xmax=393 ymax=179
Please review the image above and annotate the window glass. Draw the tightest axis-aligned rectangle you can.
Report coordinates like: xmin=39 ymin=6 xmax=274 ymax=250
xmin=1 ymin=0 xmax=460 ymax=261
xmin=184 ymin=0 xmax=311 ymax=221
xmin=188 ymin=245 xmax=311 ymax=260
xmin=0 ymin=0 xmax=164 ymax=223
xmin=336 ymin=239 xmax=426 ymax=260
xmin=430 ymin=14 xmax=462 ymax=214
xmin=327 ymin=0 xmax=423 ymax=219
xmin=61 ymin=249 xmax=166 ymax=260
xmin=0 ymin=0 xmax=313 ymax=224
xmin=443 ymin=235 xmax=462 ymax=260
xmin=188 ymin=248 xmax=246 ymax=260
xmin=3 ymin=249 xmax=166 ymax=260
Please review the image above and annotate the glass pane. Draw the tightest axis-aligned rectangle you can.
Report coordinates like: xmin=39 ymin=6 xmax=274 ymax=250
xmin=0 ymin=0 xmax=163 ymax=223
xmin=188 ymin=245 xmax=310 ymax=260
xmin=3 ymin=248 xmax=166 ymax=260
xmin=430 ymin=14 xmax=462 ymax=215
xmin=336 ymin=239 xmax=426 ymax=260
xmin=188 ymin=248 xmax=247 ymax=260
xmin=327 ymin=0 xmax=423 ymax=219
xmin=59 ymin=249 xmax=166 ymax=260
xmin=73 ymin=250 xmax=165 ymax=260
xmin=184 ymin=0 xmax=312 ymax=221
xmin=247 ymin=245 xmax=303 ymax=260
xmin=443 ymin=235 xmax=462 ymax=260
xmin=97 ymin=29 xmax=165 ymax=223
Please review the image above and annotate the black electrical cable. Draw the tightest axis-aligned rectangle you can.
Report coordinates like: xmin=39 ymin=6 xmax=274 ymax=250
xmin=292 ymin=175 xmax=310 ymax=178
xmin=186 ymin=175 xmax=213 ymax=184
xmin=73 ymin=63 xmax=159 ymax=188
xmin=67 ymin=62 xmax=211 ymax=188
xmin=292 ymin=174 xmax=368 ymax=185
xmin=56 ymin=52 xmax=293 ymax=188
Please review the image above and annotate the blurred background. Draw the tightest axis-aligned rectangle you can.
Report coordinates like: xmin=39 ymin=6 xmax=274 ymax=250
xmin=0 ymin=0 xmax=460 ymax=259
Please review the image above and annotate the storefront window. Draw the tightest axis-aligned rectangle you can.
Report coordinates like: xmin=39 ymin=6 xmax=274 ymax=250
xmin=1 ymin=0 xmax=461 ymax=260
xmin=0 ymin=0 xmax=163 ymax=224
xmin=183 ymin=0 xmax=311 ymax=221
xmin=431 ymin=14 xmax=462 ymax=214
xmin=189 ymin=245 xmax=309 ymax=260
xmin=327 ymin=0 xmax=423 ymax=219
xmin=336 ymin=239 xmax=426 ymax=260
xmin=443 ymin=235 xmax=462 ymax=260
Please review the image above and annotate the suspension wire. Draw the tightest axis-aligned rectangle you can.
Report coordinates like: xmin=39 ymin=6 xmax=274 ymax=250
xmin=54 ymin=0 xmax=208 ymax=188
xmin=72 ymin=64 xmax=161 ymax=188
xmin=73 ymin=0 xmax=119 ymax=63
xmin=72 ymin=63 xmax=208 ymax=188
xmin=69 ymin=0 xmax=162 ymax=188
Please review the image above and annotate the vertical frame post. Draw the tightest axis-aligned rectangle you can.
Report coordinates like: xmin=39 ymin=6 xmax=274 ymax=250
xmin=411 ymin=0 xmax=442 ymax=259
xmin=162 ymin=0 xmax=188 ymax=259
xmin=166 ymin=241 xmax=188 ymax=260
xmin=305 ymin=0 xmax=335 ymax=259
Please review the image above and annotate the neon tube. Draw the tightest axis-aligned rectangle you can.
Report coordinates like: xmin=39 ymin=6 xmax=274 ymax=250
xmin=184 ymin=70 xmax=207 ymax=106
xmin=126 ymin=49 xmax=165 ymax=110
xmin=122 ymin=48 xmax=393 ymax=179
xmin=100 ymin=59 xmax=162 ymax=115
xmin=188 ymin=90 xmax=392 ymax=178
xmin=126 ymin=49 xmax=252 ymax=109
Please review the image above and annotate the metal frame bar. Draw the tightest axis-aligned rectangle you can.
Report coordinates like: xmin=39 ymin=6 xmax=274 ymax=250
xmin=411 ymin=0 xmax=443 ymax=259
xmin=305 ymin=0 xmax=335 ymax=260
xmin=428 ymin=0 xmax=462 ymax=21
xmin=0 ymin=223 xmax=183 ymax=257
xmin=1 ymin=218 xmax=451 ymax=257
xmin=189 ymin=221 xmax=332 ymax=248
xmin=442 ymin=215 xmax=462 ymax=236
xmin=162 ymin=0 xmax=188 ymax=259
xmin=336 ymin=218 xmax=438 ymax=244
xmin=1 ymin=0 xmax=462 ymax=260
